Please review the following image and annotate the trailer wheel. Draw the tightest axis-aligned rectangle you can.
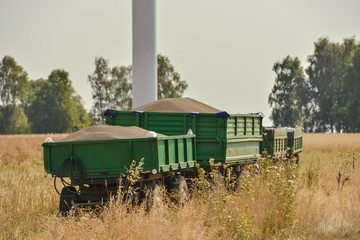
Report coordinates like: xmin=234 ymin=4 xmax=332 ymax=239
xmin=170 ymin=176 xmax=189 ymax=206
xmin=236 ymin=165 xmax=251 ymax=189
xmin=295 ymin=153 xmax=300 ymax=165
xmin=59 ymin=186 xmax=76 ymax=216
xmin=146 ymin=183 xmax=163 ymax=213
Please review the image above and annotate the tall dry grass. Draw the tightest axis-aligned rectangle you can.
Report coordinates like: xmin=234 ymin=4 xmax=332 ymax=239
xmin=0 ymin=134 xmax=67 ymax=239
xmin=303 ymin=133 xmax=360 ymax=152
xmin=0 ymin=133 xmax=359 ymax=239
xmin=295 ymin=134 xmax=360 ymax=239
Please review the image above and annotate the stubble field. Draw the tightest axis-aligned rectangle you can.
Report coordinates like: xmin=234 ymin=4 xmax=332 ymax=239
xmin=0 ymin=133 xmax=359 ymax=239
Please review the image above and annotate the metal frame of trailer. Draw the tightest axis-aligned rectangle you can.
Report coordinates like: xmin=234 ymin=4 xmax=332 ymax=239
xmin=287 ymin=127 xmax=303 ymax=157
xmin=43 ymin=134 xmax=196 ymax=215
xmin=261 ymin=127 xmax=288 ymax=159
xmin=105 ymin=110 xmax=264 ymax=166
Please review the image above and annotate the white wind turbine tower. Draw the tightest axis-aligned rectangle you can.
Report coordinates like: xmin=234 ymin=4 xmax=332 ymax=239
xmin=132 ymin=0 xmax=157 ymax=108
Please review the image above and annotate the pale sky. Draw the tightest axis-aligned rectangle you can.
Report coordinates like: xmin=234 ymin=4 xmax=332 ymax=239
xmin=1 ymin=0 xmax=360 ymax=125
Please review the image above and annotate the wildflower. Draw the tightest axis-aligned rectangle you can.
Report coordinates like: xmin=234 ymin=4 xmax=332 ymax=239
xmin=209 ymin=158 xmax=215 ymax=166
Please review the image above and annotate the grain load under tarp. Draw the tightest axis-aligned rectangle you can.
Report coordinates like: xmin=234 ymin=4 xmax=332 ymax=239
xmin=132 ymin=97 xmax=221 ymax=113
xmin=58 ymin=125 xmax=166 ymax=142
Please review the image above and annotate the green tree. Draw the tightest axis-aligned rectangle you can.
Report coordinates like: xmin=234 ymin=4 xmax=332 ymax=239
xmin=157 ymin=54 xmax=188 ymax=99
xmin=0 ymin=104 xmax=31 ymax=134
xmin=110 ymin=65 xmax=132 ymax=110
xmin=345 ymin=47 xmax=360 ymax=132
xmin=269 ymin=56 xmax=309 ymax=127
xmin=88 ymin=57 xmax=110 ymax=124
xmin=88 ymin=54 xmax=187 ymax=124
xmin=0 ymin=56 xmax=29 ymax=105
xmin=22 ymin=78 xmax=47 ymax=114
xmin=28 ymin=70 xmax=91 ymax=133
xmin=88 ymin=57 xmax=132 ymax=124
xmin=306 ymin=37 xmax=358 ymax=132
xmin=70 ymin=95 xmax=93 ymax=132
xmin=271 ymin=37 xmax=360 ymax=132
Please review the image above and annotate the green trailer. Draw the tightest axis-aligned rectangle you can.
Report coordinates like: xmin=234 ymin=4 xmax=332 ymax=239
xmin=261 ymin=127 xmax=288 ymax=159
xmin=43 ymin=134 xmax=196 ymax=215
xmin=105 ymin=110 xmax=263 ymax=167
xmin=287 ymin=127 xmax=303 ymax=157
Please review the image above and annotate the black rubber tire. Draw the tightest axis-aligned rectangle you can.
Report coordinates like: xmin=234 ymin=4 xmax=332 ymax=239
xmin=59 ymin=186 xmax=76 ymax=216
xmin=235 ymin=166 xmax=251 ymax=189
xmin=132 ymin=190 xmax=145 ymax=205
xmin=170 ymin=176 xmax=189 ymax=206
xmin=254 ymin=163 xmax=261 ymax=176
xmin=146 ymin=183 xmax=162 ymax=212
xmin=295 ymin=153 xmax=300 ymax=165
xmin=212 ymin=172 xmax=224 ymax=191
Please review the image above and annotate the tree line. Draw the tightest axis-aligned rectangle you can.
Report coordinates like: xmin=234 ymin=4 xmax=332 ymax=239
xmin=3 ymin=36 xmax=359 ymax=134
xmin=87 ymin=55 xmax=187 ymax=124
xmin=269 ymin=37 xmax=360 ymax=133
xmin=0 ymin=54 xmax=187 ymax=134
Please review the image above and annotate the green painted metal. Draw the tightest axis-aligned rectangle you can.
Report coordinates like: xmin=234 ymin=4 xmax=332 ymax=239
xmin=287 ymin=127 xmax=303 ymax=155
xmin=43 ymin=135 xmax=196 ymax=179
xmin=106 ymin=111 xmax=263 ymax=166
xmin=261 ymin=127 xmax=288 ymax=158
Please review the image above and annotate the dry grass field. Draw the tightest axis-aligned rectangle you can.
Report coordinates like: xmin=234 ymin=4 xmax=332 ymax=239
xmin=0 ymin=133 xmax=359 ymax=239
